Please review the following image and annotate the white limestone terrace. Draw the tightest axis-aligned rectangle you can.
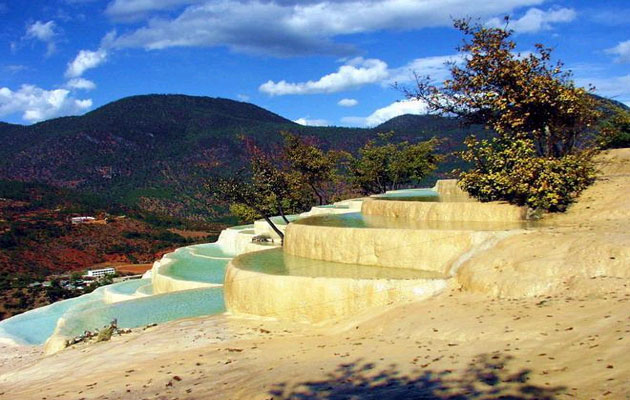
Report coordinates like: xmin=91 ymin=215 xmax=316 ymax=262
xmin=0 ymin=180 xmax=525 ymax=351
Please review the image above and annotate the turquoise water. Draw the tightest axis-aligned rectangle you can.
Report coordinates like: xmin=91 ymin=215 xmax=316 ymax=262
xmin=0 ymin=287 xmax=107 ymax=345
xmin=226 ymin=224 xmax=255 ymax=230
xmin=106 ymin=279 xmax=150 ymax=296
xmin=267 ymin=214 xmax=300 ymax=225
xmin=188 ymin=243 xmax=235 ymax=259
xmin=315 ymin=204 xmax=350 ymax=209
xmin=54 ymin=288 xmax=225 ymax=339
xmin=237 ymin=248 xmax=447 ymax=280
xmin=374 ymin=189 xmax=440 ymax=202
xmin=0 ymin=241 xmax=235 ymax=345
xmin=136 ymin=283 xmax=154 ymax=296
xmin=161 ymin=248 xmax=230 ymax=283
xmin=297 ymin=212 xmax=534 ymax=231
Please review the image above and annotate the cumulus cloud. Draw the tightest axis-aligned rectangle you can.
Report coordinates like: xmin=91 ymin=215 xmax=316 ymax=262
xmin=338 ymin=98 xmax=358 ymax=107
xmin=261 ymin=54 xmax=461 ymax=96
xmin=105 ymin=0 xmax=204 ymax=21
xmin=342 ymin=99 xmax=429 ymax=127
xmin=387 ymin=54 xmax=462 ymax=85
xmin=606 ymin=40 xmax=630 ymax=63
xmin=487 ymin=7 xmax=576 ymax=33
xmin=0 ymin=84 xmax=92 ymax=123
xmin=260 ymin=58 xmax=388 ymax=95
xmin=294 ymin=117 xmax=328 ymax=126
xmin=65 ymin=48 xmax=108 ymax=78
xmin=66 ymin=78 xmax=96 ymax=90
xmin=576 ymin=74 xmax=630 ymax=105
xmin=25 ymin=20 xmax=59 ymax=56
xmin=107 ymin=0 xmax=544 ymax=56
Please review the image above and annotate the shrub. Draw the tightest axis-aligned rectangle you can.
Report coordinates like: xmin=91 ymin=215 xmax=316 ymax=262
xmin=458 ymin=137 xmax=595 ymax=212
xmin=596 ymin=107 xmax=630 ymax=149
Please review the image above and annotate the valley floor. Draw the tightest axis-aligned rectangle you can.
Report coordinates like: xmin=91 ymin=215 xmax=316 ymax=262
xmin=1 ymin=149 xmax=629 ymax=400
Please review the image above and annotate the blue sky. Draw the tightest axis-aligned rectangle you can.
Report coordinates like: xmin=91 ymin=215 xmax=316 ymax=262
xmin=1 ymin=0 xmax=629 ymax=127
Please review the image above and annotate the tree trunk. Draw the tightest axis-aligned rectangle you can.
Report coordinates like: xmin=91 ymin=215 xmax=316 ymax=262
xmin=277 ymin=202 xmax=290 ymax=224
xmin=309 ymin=183 xmax=325 ymax=205
xmin=262 ymin=215 xmax=284 ymax=244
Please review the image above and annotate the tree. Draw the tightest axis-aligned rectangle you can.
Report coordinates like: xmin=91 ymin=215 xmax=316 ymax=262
xmin=348 ymin=132 xmax=440 ymax=195
xmin=400 ymin=18 xmax=600 ymax=211
xmin=214 ymin=141 xmax=312 ymax=242
xmin=596 ymin=106 xmax=630 ymax=149
xmin=281 ymin=132 xmax=345 ymax=205
xmin=404 ymin=18 xmax=600 ymax=158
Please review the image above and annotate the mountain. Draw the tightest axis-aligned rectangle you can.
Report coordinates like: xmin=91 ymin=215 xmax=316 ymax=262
xmin=0 ymin=94 xmax=482 ymax=220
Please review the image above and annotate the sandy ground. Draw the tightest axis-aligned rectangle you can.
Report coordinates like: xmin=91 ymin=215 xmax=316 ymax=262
xmin=1 ymin=149 xmax=629 ymax=399
xmin=114 ymin=263 xmax=153 ymax=275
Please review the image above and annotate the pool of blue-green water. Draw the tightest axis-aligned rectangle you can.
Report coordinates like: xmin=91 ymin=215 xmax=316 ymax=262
xmin=0 ymin=287 xmax=106 ymax=345
xmin=161 ymin=247 xmax=231 ymax=283
xmin=373 ymin=189 xmax=441 ymax=202
xmin=237 ymin=248 xmax=447 ymax=280
xmin=55 ymin=288 xmax=225 ymax=339
xmin=106 ymin=278 xmax=149 ymax=295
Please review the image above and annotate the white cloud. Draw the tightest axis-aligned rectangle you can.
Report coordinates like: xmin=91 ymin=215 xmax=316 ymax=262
xmin=606 ymin=40 xmax=630 ymax=63
xmin=342 ymin=99 xmax=429 ymax=127
xmin=487 ymin=7 xmax=576 ymax=34
xmin=338 ymin=98 xmax=358 ymax=107
xmin=108 ymin=0 xmax=544 ymax=56
xmin=387 ymin=54 xmax=462 ymax=85
xmin=260 ymin=58 xmax=388 ymax=95
xmin=65 ymin=48 xmax=108 ymax=78
xmin=294 ymin=117 xmax=329 ymax=126
xmin=261 ymin=54 xmax=461 ymax=96
xmin=236 ymin=94 xmax=250 ymax=102
xmin=25 ymin=20 xmax=59 ymax=56
xmin=66 ymin=78 xmax=96 ymax=90
xmin=105 ymin=0 xmax=203 ymax=21
xmin=0 ymin=84 xmax=92 ymax=123
xmin=576 ymin=74 xmax=630 ymax=105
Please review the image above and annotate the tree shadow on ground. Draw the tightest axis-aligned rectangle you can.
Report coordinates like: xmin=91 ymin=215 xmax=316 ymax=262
xmin=269 ymin=353 xmax=565 ymax=399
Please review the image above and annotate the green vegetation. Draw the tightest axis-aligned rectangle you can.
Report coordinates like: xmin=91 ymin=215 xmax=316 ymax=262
xmin=458 ymin=137 xmax=595 ymax=211
xmin=217 ymin=132 xmax=441 ymax=237
xmin=0 ymin=94 xmax=493 ymax=223
xmin=215 ymin=140 xmax=313 ymax=240
xmin=404 ymin=18 xmax=600 ymax=212
xmin=281 ymin=132 xmax=346 ymax=205
xmin=597 ymin=106 xmax=630 ymax=149
xmin=348 ymin=132 xmax=440 ymax=195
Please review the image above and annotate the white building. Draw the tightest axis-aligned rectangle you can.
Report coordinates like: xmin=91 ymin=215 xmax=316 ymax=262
xmin=71 ymin=216 xmax=96 ymax=225
xmin=85 ymin=267 xmax=116 ymax=278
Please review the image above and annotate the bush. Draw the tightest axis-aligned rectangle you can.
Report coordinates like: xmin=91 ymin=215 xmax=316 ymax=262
xmin=458 ymin=137 xmax=595 ymax=212
xmin=596 ymin=107 xmax=630 ymax=149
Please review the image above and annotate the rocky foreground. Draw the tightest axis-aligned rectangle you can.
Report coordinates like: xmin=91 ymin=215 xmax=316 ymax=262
xmin=1 ymin=149 xmax=629 ymax=399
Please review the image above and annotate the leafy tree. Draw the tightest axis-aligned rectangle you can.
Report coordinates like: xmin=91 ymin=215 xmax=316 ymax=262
xmin=348 ymin=132 xmax=440 ymax=195
xmin=214 ymin=141 xmax=312 ymax=242
xmin=401 ymin=18 xmax=600 ymax=211
xmin=404 ymin=18 xmax=599 ymax=158
xmin=281 ymin=132 xmax=346 ymax=205
xmin=458 ymin=136 xmax=595 ymax=211
xmin=596 ymin=106 xmax=630 ymax=149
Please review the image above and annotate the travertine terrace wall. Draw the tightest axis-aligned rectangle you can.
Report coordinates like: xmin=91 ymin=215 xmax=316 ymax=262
xmin=361 ymin=198 xmax=528 ymax=222
xmin=432 ymin=179 xmax=475 ymax=202
xmin=151 ymin=260 xmax=220 ymax=294
xmin=284 ymin=223 xmax=500 ymax=273
xmin=224 ymin=254 xmax=450 ymax=323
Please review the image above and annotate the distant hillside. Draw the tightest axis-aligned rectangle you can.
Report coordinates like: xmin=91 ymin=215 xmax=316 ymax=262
xmin=5 ymin=93 xmax=618 ymax=221
xmin=0 ymin=94 xmax=486 ymax=220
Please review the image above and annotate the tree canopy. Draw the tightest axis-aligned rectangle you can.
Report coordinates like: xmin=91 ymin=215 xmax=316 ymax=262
xmin=348 ymin=132 xmax=440 ymax=195
xmin=405 ymin=17 xmax=600 ymax=158
xmin=401 ymin=18 xmax=600 ymax=212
